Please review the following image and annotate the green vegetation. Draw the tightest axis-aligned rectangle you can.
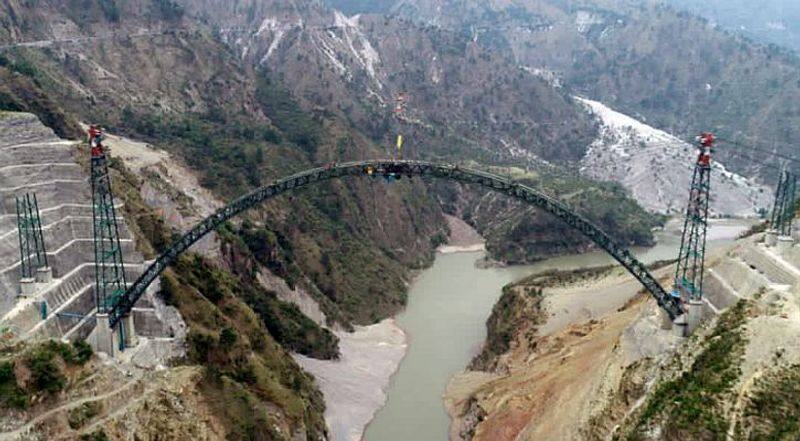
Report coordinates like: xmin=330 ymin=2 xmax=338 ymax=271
xmin=454 ymin=164 xmax=662 ymax=264
xmin=256 ymin=73 xmax=322 ymax=155
xmin=0 ymin=340 xmax=93 ymax=409
xmin=0 ymin=361 xmax=27 ymax=409
xmin=171 ymin=252 xmax=339 ymax=360
xmin=117 ymin=108 xmax=281 ymax=197
xmin=68 ymin=401 xmax=102 ymax=429
xmin=159 ymin=257 xmax=327 ymax=439
xmin=150 ymin=0 xmax=184 ymax=21
xmin=80 ymin=430 xmax=109 ymax=441
xmin=736 ymin=364 xmax=800 ymax=439
xmin=739 ymin=221 xmax=769 ymax=239
xmin=0 ymin=64 xmax=83 ymax=139
xmin=622 ymin=300 xmax=751 ymax=440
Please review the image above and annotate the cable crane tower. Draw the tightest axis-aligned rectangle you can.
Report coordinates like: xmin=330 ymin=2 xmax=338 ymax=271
xmin=769 ymin=170 xmax=797 ymax=238
xmin=671 ymin=133 xmax=715 ymax=334
xmin=88 ymin=126 xmax=134 ymax=352
xmin=15 ymin=192 xmax=50 ymax=296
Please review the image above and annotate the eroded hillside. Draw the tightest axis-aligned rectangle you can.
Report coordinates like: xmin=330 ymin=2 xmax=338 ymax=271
xmin=447 ymin=229 xmax=800 ymax=441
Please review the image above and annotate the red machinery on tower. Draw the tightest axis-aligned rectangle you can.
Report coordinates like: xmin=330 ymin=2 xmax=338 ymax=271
xmin=672 ymin=132 xmax=715 ymax=311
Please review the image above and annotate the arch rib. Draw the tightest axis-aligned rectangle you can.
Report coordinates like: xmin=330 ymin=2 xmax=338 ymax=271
xmin=109 ymin=160 xmax=682 ymax=327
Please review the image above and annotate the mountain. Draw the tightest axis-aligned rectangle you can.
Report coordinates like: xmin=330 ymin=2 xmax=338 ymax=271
xmin=369 ymin=0 xmax=800 ymax=183
xmin=579 ymin=98 xmax=771 ymax=216
xmin=663 ymin=0 xmax=800 ymax=52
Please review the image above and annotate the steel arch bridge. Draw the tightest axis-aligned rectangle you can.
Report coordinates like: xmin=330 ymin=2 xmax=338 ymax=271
xmin=108 ymin=160 xmax=683 ymax=327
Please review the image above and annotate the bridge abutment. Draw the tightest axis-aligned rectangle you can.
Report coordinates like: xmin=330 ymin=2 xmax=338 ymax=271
xmin=777 ymin=236 xmax=795 ymax=252
xmin=672 ymin=301 xmax=704 ymax=337
xmin=35 ymin=266 xmax=52 ymax=284
xmin=122 ymin=314 xmax=138 ymax=348
xmin=765 ymin=230 xmax=779 ymax=247
xmin=90 ymin=313 xmax=118 ymax=356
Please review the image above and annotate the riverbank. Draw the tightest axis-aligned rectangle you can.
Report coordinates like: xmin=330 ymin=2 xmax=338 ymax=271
xmin=294 ymin=320 xmax=407 ymax=441
xmin=293 ymin=215 xmax=486 ymax=441
xmin=443 ymin=218 xmax=757 ymax=439
xmin=439 ymin=215 xmax=486 ymax=254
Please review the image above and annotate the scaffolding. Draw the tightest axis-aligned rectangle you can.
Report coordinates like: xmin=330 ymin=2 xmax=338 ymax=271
xmin=90 ymin=134 xmax=128 ymax=314
xmin=672 ymin=134 xmax=714 ymax=303
xmin=15 ymin=193 xmax=48 ymax=280
xmin=771 ymin=170 xmax=797 ymax=237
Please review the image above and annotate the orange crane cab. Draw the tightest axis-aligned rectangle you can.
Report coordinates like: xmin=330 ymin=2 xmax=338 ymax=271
xmin=697 ymin=132 xmax=715 ymax=167
xmin=88 ymin=125 xmax=105 ymax=158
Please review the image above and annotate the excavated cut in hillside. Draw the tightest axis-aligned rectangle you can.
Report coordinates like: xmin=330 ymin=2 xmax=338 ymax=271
xmin=0 ymin=113 xmax=181 ymax=365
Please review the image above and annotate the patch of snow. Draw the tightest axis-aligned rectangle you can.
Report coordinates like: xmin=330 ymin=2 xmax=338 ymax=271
xmin=575 ymin=10 xmax=605 ymax=34
xmin=522 ymin=66 xmax=563 ymax=88
xmin=313 ymin=32 xmax=350 ymax=77
xmin=766 ymin=21 xmax=787 ymax=31
xmin=577 ymin=97 xmax=773 ymax=217
xmin=326 ymin=10 xmax=383 ymax=88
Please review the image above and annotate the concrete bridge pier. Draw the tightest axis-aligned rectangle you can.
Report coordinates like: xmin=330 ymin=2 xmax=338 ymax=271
xmin=35 ymin=266 xmax=52 ymax=284
xmin=91 ymin=313 xmax=119 ymax=356
xmin=19 ymin=277 xmax=36 ymax=297
xmin=672 ymin=300 xmax=704 ymax=337
xmin=122 ymin=314 xmax=138 ymax=348
xmin=18 ymin=267 xmax=52 ymax=298
xmin=765 ymin=230 xmax=779 ymax=247
xmin=89 ymin=313 xmax=140 ymax=356
xmin=777 ymin=236 xmax=795 ymax=252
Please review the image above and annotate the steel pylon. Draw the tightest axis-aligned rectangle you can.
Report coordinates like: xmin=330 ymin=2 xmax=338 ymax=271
xmin=771 ymin=170 xmax=797 ymax=237
xmin=90 ymin=137 xmax=127 ymax=313
xmin=15 ymin=193 xmax=48 ymax=280
xmin=672 ymin=134 xmax=715 ymax=303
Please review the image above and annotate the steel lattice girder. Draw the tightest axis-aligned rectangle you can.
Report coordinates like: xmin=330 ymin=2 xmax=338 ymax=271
xmin=109 ymin=160 xmax=682 ymax=327
xmin=16 ymin=193 xmax=47 ymax=279
xmin=91 ymin=155 xmax=128 ymax=313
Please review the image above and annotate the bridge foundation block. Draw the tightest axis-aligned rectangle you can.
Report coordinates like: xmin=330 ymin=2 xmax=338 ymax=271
xmin=19 ymin=278 xmax=36 ymax=297
xmin=685 ymin=300 xmax=704 ymax=336
xmin=35 ymin=266 xmax=52 ymax=284
xmin=90 ymin=313 xmax=118 ymax=357
xmin=672 ymin=301 xmax=705 ymax=337
xmin=777 ymin=236 xmax=795 ymax=252
xmin=765 ymin=230 xmax=779 ymax=247
xmin=122 ymin=314 xmax=138 ymax=348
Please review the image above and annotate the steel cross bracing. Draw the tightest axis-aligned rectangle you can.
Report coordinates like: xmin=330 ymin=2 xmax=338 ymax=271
xmin=15 ymin=193 xmax=48 ymax=279
xmin=108 ymin=160 xmax=683 ymax=326
xmin=673 ymin=160 xmax=712 ymax=303
xmin=771 ymin=171 xmax=797 ymax=236
xmin=91 ymin=153 xmax=128 ymax=313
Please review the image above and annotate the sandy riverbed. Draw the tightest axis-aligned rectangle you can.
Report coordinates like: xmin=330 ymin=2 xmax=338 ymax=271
xmin=294 ymin=214 xmax=486 ymax=441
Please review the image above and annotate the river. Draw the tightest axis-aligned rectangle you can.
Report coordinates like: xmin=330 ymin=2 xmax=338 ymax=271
xmin=363 ymin=218 xmax=756 ymax=441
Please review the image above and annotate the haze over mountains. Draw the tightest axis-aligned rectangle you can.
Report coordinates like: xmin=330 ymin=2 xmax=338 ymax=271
xmin=0 ymin=0 xmax=798 ymax=439
xmin=664 ymin=0 xmax=800 ymax=51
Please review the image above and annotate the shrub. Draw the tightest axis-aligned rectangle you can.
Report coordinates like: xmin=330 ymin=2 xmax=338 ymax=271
xmin=0 ymin=361 xmax=27 ymax=409
xmin=68 ymin=401 xmax=101 ymax=429
xmin=72 ymin=340 xmax=93 ymax=364
xmin=220 ymin=328 xmax=238 ymax=347
xmin=26 ymin=345 xmax=66 ymax=394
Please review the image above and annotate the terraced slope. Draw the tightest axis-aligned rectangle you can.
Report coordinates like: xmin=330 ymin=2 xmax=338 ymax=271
xmin=0 ymin=113 xmax=178 ymax=352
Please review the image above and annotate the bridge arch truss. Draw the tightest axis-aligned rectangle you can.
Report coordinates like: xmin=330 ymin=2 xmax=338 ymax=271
xmin=109 ymin=160 xmax=683 ymax=327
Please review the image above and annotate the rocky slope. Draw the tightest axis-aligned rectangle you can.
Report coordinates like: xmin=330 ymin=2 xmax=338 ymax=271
xmin=0 ymin=0 xmax=450 ymax=328
xmin=446 ymin=230 xmax=800 ymax=440
xmin=664 ymin=0 xmax=800 ymax=52
xmin=579 ymin=97 xmax=772 ymax=216
xmin=0 ymin=0 xmax=668 ymax=279
xmin=364 ymin=0 xmax=800 ymax=181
